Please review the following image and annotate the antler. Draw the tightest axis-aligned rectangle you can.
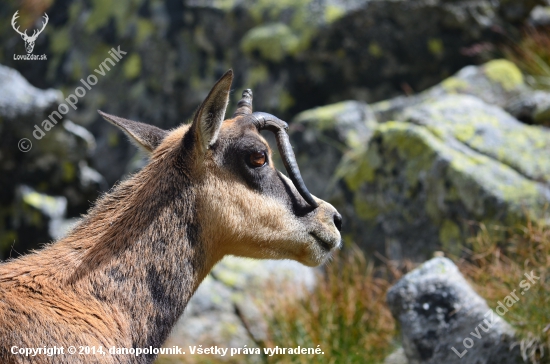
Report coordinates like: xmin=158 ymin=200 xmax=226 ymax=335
xmin=11 ymin=11 xmax=27 ymax=38
xmin=28 ymin=13 xmax=48 ymax=40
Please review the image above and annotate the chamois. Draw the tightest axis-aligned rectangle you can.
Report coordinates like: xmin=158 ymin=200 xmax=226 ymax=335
xmin=0 ymin=70 xmax=342 ymax=364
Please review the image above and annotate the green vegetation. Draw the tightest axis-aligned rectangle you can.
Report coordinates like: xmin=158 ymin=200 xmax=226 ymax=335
xmin=241 ymin=23 xmax=300 ymax=62
xmin=502 ymin=28 xmax=550 ymax=126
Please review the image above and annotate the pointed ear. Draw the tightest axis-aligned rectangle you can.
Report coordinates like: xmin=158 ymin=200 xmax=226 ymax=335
xmin=192 ymin=70 xmax=233 ymax=152
xmin=98 ymin=110 xmax=168 ymax=153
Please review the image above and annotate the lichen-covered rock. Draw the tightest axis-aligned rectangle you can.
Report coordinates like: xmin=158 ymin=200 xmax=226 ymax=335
xmin=0 ymin=64 xmax=104 ymax=259
xmin=387 ymin=257 xmax=521 ymax=364
xmin=241 ymin=23 xmax=300 ymax=62
xmin=344 ymin=117 xmax=550 ymax=260
xmin=291 ymin=100 xmax=377 ymax=196
xmin=373 ymin=59 xmax=550 ymax=125
xmin=297 ymin=1 xmax=543 ymax=107
xmin=429 ymin=59 xmax=525 ymax=107
xmin=404 ymin=94 xmax=550 ymax=185
xmin=506 ymin=89 xmax=550 ymax=124
xmin=289 ymin=101 xmax=377 ymax=244
xmin=285 ymin=59 xmax=550 ymax=260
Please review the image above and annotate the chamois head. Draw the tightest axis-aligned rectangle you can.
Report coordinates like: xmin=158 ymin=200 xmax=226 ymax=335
xmin=98 ymin=70 xmax=342 ymax=267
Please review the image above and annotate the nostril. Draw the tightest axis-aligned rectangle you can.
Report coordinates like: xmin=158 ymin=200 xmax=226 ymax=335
xmin=333 ymin=213 xmax=342 ymax=231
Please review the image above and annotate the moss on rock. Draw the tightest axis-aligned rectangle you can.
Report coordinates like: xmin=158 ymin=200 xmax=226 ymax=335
xmin=295 ymin=101 xmax=353 ymax=130
xmin=404 ymin=94 xmax=550 ymax=185
xmin=371 ymin=60 xmax=540 ymax=125
xmin=241 ymin=23 xmax=299 ymax=62
xmin=344 ymin=120 xmax=549 ymax=261
xmin=440 ymin=77 xmax=469 ymax=93
xmin=484 ymin=59 xmax=524 ymax=91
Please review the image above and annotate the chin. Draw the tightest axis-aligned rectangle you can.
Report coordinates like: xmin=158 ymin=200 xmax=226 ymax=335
xmin=299 ymin=249 xmax=334 ymax=267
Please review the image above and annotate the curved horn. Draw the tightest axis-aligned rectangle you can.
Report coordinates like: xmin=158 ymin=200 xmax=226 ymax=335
xmin=249 ymin=111 xmax=318 ymax=208
xmin=233 ymin=89 xmax=253 ymax=117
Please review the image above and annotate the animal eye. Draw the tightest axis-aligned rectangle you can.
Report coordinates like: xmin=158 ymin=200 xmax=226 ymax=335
xmin=249 ymin=151 xmax=266 ymax=167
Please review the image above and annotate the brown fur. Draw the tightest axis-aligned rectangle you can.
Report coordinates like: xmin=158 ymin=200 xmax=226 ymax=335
xmin=0 ymin=71 xmax=341 ymax=363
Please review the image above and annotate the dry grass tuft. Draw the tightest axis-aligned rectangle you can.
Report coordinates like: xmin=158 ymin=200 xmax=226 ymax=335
xmin=453 ymin=219 xmax=550 ymax=364
xmin=504 ymin=27 xmax=550 ymax=90
xmin=259 ymin=246 xmax=399 ymax=364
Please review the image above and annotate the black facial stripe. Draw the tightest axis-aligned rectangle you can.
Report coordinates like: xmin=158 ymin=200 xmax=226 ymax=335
xmin=275 ymin=171 xmax=315 ymax=217
xmin=218 ymin=131 xmax=314 ymax=216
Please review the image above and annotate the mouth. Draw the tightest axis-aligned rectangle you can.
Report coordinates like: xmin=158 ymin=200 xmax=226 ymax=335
xmin=310 ymin=233 xmax=334 ymax=252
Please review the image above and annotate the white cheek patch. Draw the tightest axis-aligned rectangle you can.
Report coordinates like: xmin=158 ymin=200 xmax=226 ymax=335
xmin=201 ymin=175 xmax=306 ymax=243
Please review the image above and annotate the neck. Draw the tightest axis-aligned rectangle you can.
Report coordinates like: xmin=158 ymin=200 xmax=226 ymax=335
xmin=14 ymin=159 xmax=222 ymax=351
xmin=80 ymin=212 xmax=212 ymax=349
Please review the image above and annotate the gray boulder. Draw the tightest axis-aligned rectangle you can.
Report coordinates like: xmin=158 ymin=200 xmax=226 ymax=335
xmin=291 ymin=100 xmax=377 ymax=198
xmin=387 ymin=257 xmax=521 ymax=364
xmin=290 ymin=101 xmax=378 ymax=245
xmin=346 ymin=102 xmax=550 ymax=260
xmin=296 ymin=62 xmax=550 ymax=261
xmin=528 ymin=5 xmax=550 ymax=27
xmin=372 ymin=59 xmax=550 ymax=126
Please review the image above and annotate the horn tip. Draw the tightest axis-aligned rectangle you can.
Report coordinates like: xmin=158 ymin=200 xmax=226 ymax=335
xmin=233 ymin=88 xmax=254 ymax=117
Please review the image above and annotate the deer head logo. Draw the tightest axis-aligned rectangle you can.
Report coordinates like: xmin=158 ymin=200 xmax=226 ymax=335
xmin=11 ymin=11 xmax=49 ymax=54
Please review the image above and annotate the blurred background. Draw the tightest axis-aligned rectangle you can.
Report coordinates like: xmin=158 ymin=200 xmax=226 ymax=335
xmin=1 ymin=0 xmax=550 ymax=363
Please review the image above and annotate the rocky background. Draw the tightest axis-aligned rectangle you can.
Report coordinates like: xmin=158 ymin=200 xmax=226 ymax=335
xmin=1 ymin=0 xmax=550 ymax=363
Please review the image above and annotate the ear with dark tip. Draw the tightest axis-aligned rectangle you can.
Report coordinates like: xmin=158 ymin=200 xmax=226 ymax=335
xmin=98 ymin=110 xmax=168 ymax=153
xmin=192 ymin=70 xmax=233 ymax=152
